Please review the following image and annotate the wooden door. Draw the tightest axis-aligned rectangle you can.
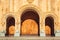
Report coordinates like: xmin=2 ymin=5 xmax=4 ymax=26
xmin=9 ymin=25 xmax=15 ymax=35
xmin=21 ymin=19 xmax=38 ymax=36
xmin=45 ymin=25 xmax=51 ymax=36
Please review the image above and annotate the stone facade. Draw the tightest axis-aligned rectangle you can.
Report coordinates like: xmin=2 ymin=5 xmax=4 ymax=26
xmin=0 ymin=0 xmax=60 ymax=37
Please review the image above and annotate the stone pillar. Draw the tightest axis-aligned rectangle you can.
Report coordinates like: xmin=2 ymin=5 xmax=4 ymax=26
xmin=14 ymin=0 xmax=20 ymax=12
xmin=39 ymin=0 xmax=46 ymax=36
xmin=0 ymin=22 xmax=6 ymax=36
xmin=47 ymin=0 xmax=51 ymax=11
xmin=10 ymin=0 xmax=14 ymax=12
xmin=0 ymin=30 xmax=5 ymax=36
xmin=55 ymin=19 xmax=60 ymax=36
xmin=14 ymin=17 xmax=20 ymax=36
xmin=41 ymin=0 xmax=47 ymax=12
xmin=40 ymin=16 xmax=45 ymax=36
xmin=55 ymin=30 xmax=60 ymax=36
xmin=0 ymin=2 xmax=5 ymax=36
xmin=55 ymin=0 xmax=60 ymax=36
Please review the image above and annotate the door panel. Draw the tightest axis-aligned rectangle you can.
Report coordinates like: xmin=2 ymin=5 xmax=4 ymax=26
xmin=9 ymin=25 xmax=15 ymax=35
xmin=45 ymin=25 xmax=51 ymax=36
xmin=21 ymin=19 xmax=38 ymax=36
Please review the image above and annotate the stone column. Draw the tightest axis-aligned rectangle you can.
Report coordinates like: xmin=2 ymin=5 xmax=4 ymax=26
xmin=14 ymin=17 xmax=20 ymax=36
xmin=41 ymin=0 xmax=47 ymax=12
xmin=40 ymin=15 xmax=45 ymax=36
xmin=0 ymin=20 xmax=6 ymax=36
xmin=40 ymin=0 xmax=46 ymax=36
xmin=0 ymin=1 xmax=6 ymax=36
xmin=9 ymin=0 xmax=14 ymax=12
xmin=55 ymin=21 xmax=60 ymax=36
xmin=55 ymin=0 xmax=60 ymax=36
xmin=0 ymin=23 xmax=5 ymax=36
xmin=47 ymin=0 xmax=51 ymax=11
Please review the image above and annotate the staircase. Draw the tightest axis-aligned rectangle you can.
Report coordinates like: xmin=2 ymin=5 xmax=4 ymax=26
xmin=0 ymin=37 xmax=60 ymax=40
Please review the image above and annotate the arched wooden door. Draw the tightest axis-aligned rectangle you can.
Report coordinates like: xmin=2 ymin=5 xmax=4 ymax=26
xmin=21 ymin=9 xmax=39 ymax=36
xmin=21 ymin=19 xmax=38 ymax=36
xmin=6 ymin=17 xmax=15 ymax=36
xmin=45 ymin=25 xmax=51 ymax=36
xmin=45 ymin=16 xmax=55 ymax=36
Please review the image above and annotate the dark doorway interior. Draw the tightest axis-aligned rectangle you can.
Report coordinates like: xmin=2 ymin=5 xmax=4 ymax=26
xmin=21 ymin=9 xmax=40 ymax=36
xmin=45 ymin=16 xmax=55 ymax=36
xmin=5 ymin=16 xmax=15 ymax=36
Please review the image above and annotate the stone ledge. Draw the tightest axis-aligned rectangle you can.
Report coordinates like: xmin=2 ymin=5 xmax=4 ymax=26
xmin=0 ymin=37 xmax=60 ymax=40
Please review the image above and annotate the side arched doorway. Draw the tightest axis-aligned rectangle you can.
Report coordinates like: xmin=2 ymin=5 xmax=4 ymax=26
xmin=5 ymin=16 xmax=15 ymax=36
xmin=20 ymin=9 xmax=40 ymax=36
xmin=45 ymin=16 xmax=55 ymax=36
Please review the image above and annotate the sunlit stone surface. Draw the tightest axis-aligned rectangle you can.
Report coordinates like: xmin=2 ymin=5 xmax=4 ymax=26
xmin=0 ymin=0 xmax=60 ymax=38
xmin=21 ymin=19 xmax=38 ymax=35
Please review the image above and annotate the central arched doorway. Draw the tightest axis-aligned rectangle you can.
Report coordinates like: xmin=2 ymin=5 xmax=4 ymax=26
xmin=20 ymin=9 xmax=39 ymax=36
xmin=5 ymin=16 xmax=15 ymax=36
xmin=45 ymin=16 xmax=55 ymax=36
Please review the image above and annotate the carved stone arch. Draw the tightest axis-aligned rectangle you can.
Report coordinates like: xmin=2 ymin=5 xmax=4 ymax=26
xmin=20 ymin=9 xmax=40 ymax=36
xmin=45 ymin=16 xmax=54 ymax=36
xmin=17 ymin=4 xmax=41 ymax=36
xmin=2 ymin=13 xmax=16 ymax=36
xmin=5 ymin=16 xmax=15 ymax=36
xmin=17 ymin=4 xmax=41 ymax=17
xmin=45 ymin=13 xmax=58 ymax=37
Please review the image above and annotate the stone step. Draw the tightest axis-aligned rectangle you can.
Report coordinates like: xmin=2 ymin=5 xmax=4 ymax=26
xmin=0 ymin=37 xmax=60 ymax=40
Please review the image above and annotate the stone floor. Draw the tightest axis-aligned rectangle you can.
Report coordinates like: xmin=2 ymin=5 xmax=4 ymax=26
xmin=0 ymin=36 xmax=60 ymax=40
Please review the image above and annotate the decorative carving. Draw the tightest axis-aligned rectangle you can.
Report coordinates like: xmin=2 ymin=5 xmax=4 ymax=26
xmin=27 ymin=0 xmax=34 ymax=3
